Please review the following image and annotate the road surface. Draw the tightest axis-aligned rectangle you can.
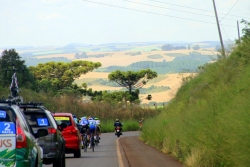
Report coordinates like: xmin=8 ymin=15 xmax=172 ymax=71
xmin=45 ymin=131 xmax=183 ymax=167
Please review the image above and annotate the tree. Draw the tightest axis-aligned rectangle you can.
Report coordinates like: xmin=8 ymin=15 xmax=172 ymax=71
xmin=108 ymin=69 xmax=158 ymax=93
xmin=193 ymin=45 xmax=200 ymax=50
xmin=0 ymin=49 xmax=34 ymax=88
xmin=29 ymin=60 xmax=101 ymax=92
xmin=161 ymin=44 xmax=173 ymax=51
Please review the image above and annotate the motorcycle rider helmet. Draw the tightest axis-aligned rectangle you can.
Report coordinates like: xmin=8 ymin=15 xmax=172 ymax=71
xmin=115 ymin=119 xmax=119 ymax=122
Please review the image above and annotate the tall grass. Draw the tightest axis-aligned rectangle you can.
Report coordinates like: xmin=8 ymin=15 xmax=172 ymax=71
xmin=141 ymin=49 xmax=250 ymax=167
xmin=0 ymin=87 xmax=157 ymax=132
xmin=101 ymin=119 xmax=140 ymax=133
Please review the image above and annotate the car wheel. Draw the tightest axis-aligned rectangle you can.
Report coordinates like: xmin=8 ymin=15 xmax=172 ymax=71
xmin=35 ymin=156 xmax=39 ymax=167
xmin=53 ymin=150 xmax=64 ymax=167
xmin=61 ymin=146 xmax=66 ymax=167
xmin=74 ymin=149 xmax=81 ymax=158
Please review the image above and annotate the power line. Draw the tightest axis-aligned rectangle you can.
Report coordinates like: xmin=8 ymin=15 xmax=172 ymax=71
xmin=121 ymin=0 xmax=237 ymax=21
xmin=82 ymin=0 xmax=238 ymax=28
xmin=220 ymin=0 xmax=239 ymax=21
xmin=221 ymin=24 xmax=232 ymax=42
xmin=148 ymin=0 xmax=249 ymax=20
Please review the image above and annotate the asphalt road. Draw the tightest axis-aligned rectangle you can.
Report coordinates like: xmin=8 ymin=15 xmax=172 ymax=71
xmin=45 ymin=131 xmax=184 ymax=167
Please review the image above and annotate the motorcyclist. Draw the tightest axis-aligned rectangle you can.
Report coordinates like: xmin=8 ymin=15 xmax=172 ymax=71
xmin=114 ymin=119 xmax=123 ymax=135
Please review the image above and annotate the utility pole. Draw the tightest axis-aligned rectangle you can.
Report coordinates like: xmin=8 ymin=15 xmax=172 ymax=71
xmin=212 ymin=0 xmax=225 ymax=58
xmin=237 ymin=21 xmax=241 ymax=42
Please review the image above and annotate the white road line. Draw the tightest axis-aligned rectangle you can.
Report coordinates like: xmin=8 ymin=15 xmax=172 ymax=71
xmin=116 ymin=138 xmax=124 ymax=167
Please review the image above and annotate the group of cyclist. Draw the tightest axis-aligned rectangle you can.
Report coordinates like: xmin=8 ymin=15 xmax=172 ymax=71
xmin=72 ymin=114 xmax=144 ymax=147
xmin=73 ymin=115 xmax=101 ymax=148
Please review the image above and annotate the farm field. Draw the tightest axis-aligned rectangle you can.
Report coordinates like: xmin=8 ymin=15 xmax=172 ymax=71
xmin=1 ymin=42 xmax=216 ymax=103
xmin=76 ymin=72 xmax=196 ymax=104
xmin=33 ymin=49 xmax=216 ymax=68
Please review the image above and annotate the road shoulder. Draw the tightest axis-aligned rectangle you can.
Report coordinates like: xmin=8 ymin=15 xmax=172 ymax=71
xmin=118 ymin=136 xmax=184 ymax=167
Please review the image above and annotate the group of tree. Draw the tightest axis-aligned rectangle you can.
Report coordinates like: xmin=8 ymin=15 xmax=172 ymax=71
xmin=103 ymin=52 xmax=216 ymax=74
xmin=75 ymin=52 xmax=88 ymax=59
xmin=0 ymin=50 xmax=158 ymax=103
xmin=161 ymin=44 xmax=186 ymax=51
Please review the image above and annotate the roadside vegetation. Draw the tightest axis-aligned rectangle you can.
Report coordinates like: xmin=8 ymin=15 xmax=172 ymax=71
xmin=141 ymin=20 xmax=250 ymax=167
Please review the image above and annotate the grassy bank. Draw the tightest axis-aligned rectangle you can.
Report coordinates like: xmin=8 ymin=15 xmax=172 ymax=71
xmin=140 ymin=40 xmax=250 ymax=166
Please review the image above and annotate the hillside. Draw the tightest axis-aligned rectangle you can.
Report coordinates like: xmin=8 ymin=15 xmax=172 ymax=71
xmin=141 ymin=22 xmax=250 ymax=166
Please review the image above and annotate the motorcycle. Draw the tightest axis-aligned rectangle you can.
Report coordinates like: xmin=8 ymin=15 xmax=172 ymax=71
xmin=115 ymin=126 xmax=122 ymax=137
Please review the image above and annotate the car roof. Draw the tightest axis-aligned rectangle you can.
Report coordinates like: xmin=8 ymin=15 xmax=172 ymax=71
xmin=53 ymin=113 xmax=73 ymax=117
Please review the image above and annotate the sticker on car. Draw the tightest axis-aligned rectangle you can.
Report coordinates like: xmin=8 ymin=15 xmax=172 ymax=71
xmin=54 ymin=117 xmax=70 ymax=121
xmin=0 ymin=112 xmax=16 ymax=167
xmin=37 ymin=118 xmax=49 ymax=126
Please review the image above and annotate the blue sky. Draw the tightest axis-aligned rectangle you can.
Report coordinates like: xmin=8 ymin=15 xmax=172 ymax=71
xmin=0 ymin=0 xmax=249 ymax=47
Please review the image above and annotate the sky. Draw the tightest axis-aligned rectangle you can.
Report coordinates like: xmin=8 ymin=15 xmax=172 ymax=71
xmin=0 ymin=0 xmax=250 ymax=47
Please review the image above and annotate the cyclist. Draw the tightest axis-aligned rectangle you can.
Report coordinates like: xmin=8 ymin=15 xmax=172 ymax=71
xmin=87 ymin=117 xmax=97 ymax=148
xmin=95 ymin=117 xmax=101 ymax=142
xmin=72 ymin=114 xmax=78 ymax=123
xmin=114 ymin=119 xmax=123 ymax=135
xmin=79 ymin=116 xmax=89 ymax=147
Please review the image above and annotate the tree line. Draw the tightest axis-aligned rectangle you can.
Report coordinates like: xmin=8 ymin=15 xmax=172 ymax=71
xmin=0 ymin=50 xmax=157 ymax=104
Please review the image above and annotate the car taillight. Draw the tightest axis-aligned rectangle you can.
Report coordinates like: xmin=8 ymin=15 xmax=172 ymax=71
xmin=16 ymin=118 xmax=27 ymax=148
xmin=48 ymin=128 xmax=57 ymax=134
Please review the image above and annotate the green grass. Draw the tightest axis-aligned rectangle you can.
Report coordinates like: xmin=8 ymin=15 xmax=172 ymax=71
xmin=141 ymin=39 xmax=250 ymax=166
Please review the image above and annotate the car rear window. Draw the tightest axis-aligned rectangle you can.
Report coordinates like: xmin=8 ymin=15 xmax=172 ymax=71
xmin=53 ymin=116 xmax=72 ymax=126
xmin=23 ymin=112 xmax=50 ymax=127
xmin=0 ymin=109 xmax=15 ymax=123
xmin=0 ymin=109 xmax=16 ymax=134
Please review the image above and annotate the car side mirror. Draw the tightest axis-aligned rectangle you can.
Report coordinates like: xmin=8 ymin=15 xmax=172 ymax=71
xmin=36 ymin=129 xmax=48 ymax=138
xmin=58 ymin=122 xmax=67 ymax=131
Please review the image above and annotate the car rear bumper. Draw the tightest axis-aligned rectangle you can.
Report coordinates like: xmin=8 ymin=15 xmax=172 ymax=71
xmin=43 ymin=152 xmax=57 ymax=164
xmin=64 ymin=136 xmax=80 ymax=150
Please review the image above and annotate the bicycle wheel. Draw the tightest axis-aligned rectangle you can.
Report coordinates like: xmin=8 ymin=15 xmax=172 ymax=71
xmin=91 ymin=135 xmax=95 ymax=152
xmin=95 ymin=134 xmax=99 ymax=146
xmin=84 ymin=134 xmax=88 ymax=152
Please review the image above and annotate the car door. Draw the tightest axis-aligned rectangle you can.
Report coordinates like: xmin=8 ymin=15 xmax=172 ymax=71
xmin=15 ymin=106 xmax=39 ymax=167
xmin=22 ymin=110 xmax=52 ymax=155
xmin=0 ymin=107 xmax=16 ymax=167
xmin=46 ymin=111 xmax=64 ymax=152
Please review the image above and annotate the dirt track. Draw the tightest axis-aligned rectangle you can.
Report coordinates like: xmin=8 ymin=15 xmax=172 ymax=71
xmin=118 ymin=136 xmax=184 ymax=167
